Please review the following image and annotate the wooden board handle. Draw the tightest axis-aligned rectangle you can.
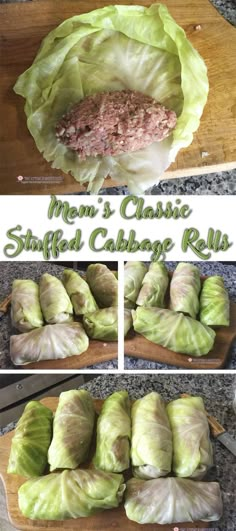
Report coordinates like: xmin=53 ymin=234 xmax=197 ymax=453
xmin=180 ymin=393 xmax=225 ymax=438
xmin=0 ymin=293 xmax=11 ymax=313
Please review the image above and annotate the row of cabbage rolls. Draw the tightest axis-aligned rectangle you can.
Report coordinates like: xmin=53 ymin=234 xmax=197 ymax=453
xmin=8 ymin=390 xmax=222 ymax=524
xmin=10 ymin=264 xmax=118 ymax=365
xmin=124 ymin=261 xmax=230 ymax=356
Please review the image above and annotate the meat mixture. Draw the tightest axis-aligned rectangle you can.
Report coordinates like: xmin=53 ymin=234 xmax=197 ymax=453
xmin=56 ymin=89 xmax=177 ymax=160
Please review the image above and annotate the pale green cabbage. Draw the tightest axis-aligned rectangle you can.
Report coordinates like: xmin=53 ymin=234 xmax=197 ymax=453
xmin=166 ymin=396 xmax=213 ymax=478
xmin=62 ymin=269 xmax=98 ymax=315
xmin=132 ymin=307 xmax=216 ymax=356
xmin=136 ymin=262 xmax=169 ymax=307
xmin=125 ymin=477 xmax=222 ymax=524
xmin=13 ymin=4 xmax=208 ymax=193
xmin=131 ymin=392 xmax=172 ymax=479
xmin=48 ymin=390 xmax=95 ymax=471
xmin=169 ymin=262 xmax=201 ymax=319
xmin=124 ymin=309 xmax=133 ymax=336
xmin=83 ymin=307 xmax=118 ymax=341
xmin=8 ymin=401 xmax=52 ymax=478
xmin=86 ymin=264 xmax=118 ymax=307
xmin=124 ymin=262 xmax=147 ymax=308
xmin=200 ymin=275 xmax=230 ymax=326
xmin=93 ymin=391 xmax=131 ymax=472
xmin=11 ymin=279 xmax=44 ymax=332
xmin=18 ymin=469 xmax=125 ymax=520
xmin=10 ymin=322 xmax=89 ymax=365
xmin=40 ymin=273 xmax=73 ymax=324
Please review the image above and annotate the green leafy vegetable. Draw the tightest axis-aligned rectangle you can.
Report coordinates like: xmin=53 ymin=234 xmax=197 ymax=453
xmin=10 ymin=322 xmax=89 ymax=365
xmin=48 ymin=390 xmax=95 ymax=471
xmin=166 ymin=396 xmax=213 ymax=478
xmin=125 ymin=477 xmax=222 ymax=524
xmin=14 ymin=3 xmax=208 ymax=193
xmin=93 ymin=391 xmax=131 ymax=472
xmin=86 ymin=264 xmax=118 ymax=307
xmin=200 ymin=275 xmax=230 ymax=326
xmin=18 ymin=469 xmax=125 ymax=520
xmin=169 ymin=263 xmax=201 ymax=319
xmin=124 ymin=262 xmax=147 ymax=308
xmin=83 ymin=307 xmax=118 ymax=341
xmin=62 ymin=269 xmax=98 ymax=315
xmin=132 ymin=307 xmax=216 ymax=356
xmin=39 ymin=273 xmax=73 ymax=324
xmin=8 ymin=401 xmax=52 ymax=478
xmin=131 ymin=392 xmax=172 ymax=479
xmin=136 ymin=262 xmax=169 ymax=308
xmin=11 ymin=279 xmax=44 ymax=332
xmin=124 ymin=309 xmax=133 ymax=337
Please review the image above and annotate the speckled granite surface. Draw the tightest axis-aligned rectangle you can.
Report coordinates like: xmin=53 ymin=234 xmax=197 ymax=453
xmin=1 ymin=374 xmax=235 ymax=530
xmin=0 ymin=262 xmax=118 ymax=370
xmin=125 ymin=261 xmax=236 ymax=370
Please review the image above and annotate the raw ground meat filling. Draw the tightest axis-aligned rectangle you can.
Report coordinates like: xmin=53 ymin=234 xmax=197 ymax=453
xmin=56 ymin=90 xmax=177 ymax=159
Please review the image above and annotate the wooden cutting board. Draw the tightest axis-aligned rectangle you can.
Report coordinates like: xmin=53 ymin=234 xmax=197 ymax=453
xmin=125 ymin=300 xmax=236 ymax=369
xmin=0 ymin=0 xmax=235 ymax=194
xmin=0 ymin=397 xmax=207 ymax=530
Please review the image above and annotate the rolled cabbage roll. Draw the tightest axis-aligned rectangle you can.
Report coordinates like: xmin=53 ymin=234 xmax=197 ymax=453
xmin=166 ymin=396 xmax=213 ymax=478
xmin=132 ymin=307 xmax=215 ymax=356
xmin=131 ymin=392 xmax=172 ymax=479
xmin=18 ymin=469 xmax=125 ymax=520
xmin=124 ymin=477 xmax=222 ymax=524
xmin=10 ymin=322 xmax=89 ymax=365
xmin=124 ymin=309 xmax=133 ymax=337
xmin=93 ymin=391 xmax=131 ymax=472
xmin=62 ymin=269 xmax=98 ymax=315
xmin=8 ymin=401 xmax=52 ymax=478
xmin=86 ymin=264 xmax=118 ymax=307
xmin=39 ymin=273 xmax=73 ymax=324
xmin=124 ymin=261 xmax=147 ymax=308
xmin=200 ymin=275 xmax=230 ymax=326
xmin=48 ymin=390 xmax=95 ymax=471
xmin=11 ymin=279 xmax=43 ymax=332
xmin=170 ymin=262 xmax=201 ymax=319
xmin=83 ymin=307 xmax=118 ymax=341
xmin=136 ymin=262 xmax=169 ymax=308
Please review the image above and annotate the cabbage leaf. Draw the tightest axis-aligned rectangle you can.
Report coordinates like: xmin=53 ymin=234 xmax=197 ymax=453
xmin=14 ymin=3 xmax=208 ymax=193
xmin=63 ymin=269 xmax=98 ymax=315
xmin=136 ymin=262 xmax=169 ymax=308
xmin=11 ymin=279 xmax=43 ymax=332
xmin=200 ymin=275 xmax=230 ymax=326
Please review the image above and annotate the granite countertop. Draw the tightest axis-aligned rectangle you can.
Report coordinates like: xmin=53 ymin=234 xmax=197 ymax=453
xmin=125 ymin=261 xmax=236 ymax=370
xmin=0 ymin=262 xmax=118 ymax=370
xmin=1 ymin=373 xmax=235 ymax=530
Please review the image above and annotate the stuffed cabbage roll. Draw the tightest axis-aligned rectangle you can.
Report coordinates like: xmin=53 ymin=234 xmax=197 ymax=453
xmin=124 ymin=477 xmax=222 ymax=524
xmin=10 ymin=322 xmax=89 ymax=365
xmin=200 ymin=275 xmax=230 ymax=326
xmin=48 ymin=390 xmax=95 ymax=471
xmin=124 ymin=309 xmax=133 ymax=337
xmin=39 ymin=273 xmax=73 ymax=324
xmin=83 ymin=307 xmax=118 ymax=341
xmin=93 ymin=391 xmax=131 ymax=472
xmin=62 ymin=269 xmax=98 ymax=315
xmin=131 ymin=392 xmax=172 ymax=479
xmin=18 ymin=469 xmax=125 ymax=520
xmin=8 ymin=401 xmax=52 ymax=478
xmin=170 ymin=263 xmax=201 ymax=319
xmin=86 ymin=264 xmax=118 ymax=307
xmin=11 ymin=279 xmax=44 ymax=332
xmin=124 ymin=262 xmax=147 ymax=308
xmin=166 ymin=396 xmax=213 ymax=478
xmin=136 ymin=263 xmax=169 ymax=308
xmin=132 ymin=307 xmax=215 ymax=356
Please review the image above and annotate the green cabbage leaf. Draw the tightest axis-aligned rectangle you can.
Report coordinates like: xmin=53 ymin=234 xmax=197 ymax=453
xmin=14 ymin=3 xmax=208 ymax=193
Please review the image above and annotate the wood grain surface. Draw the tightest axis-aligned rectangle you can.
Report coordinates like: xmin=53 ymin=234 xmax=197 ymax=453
xmin=125 ymin=301 xmax=236 ymax=369
xmin=0 ymin=0 xmax=235 ymax=194
xmin=0 ymin=397 xmax=207 ymax=530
